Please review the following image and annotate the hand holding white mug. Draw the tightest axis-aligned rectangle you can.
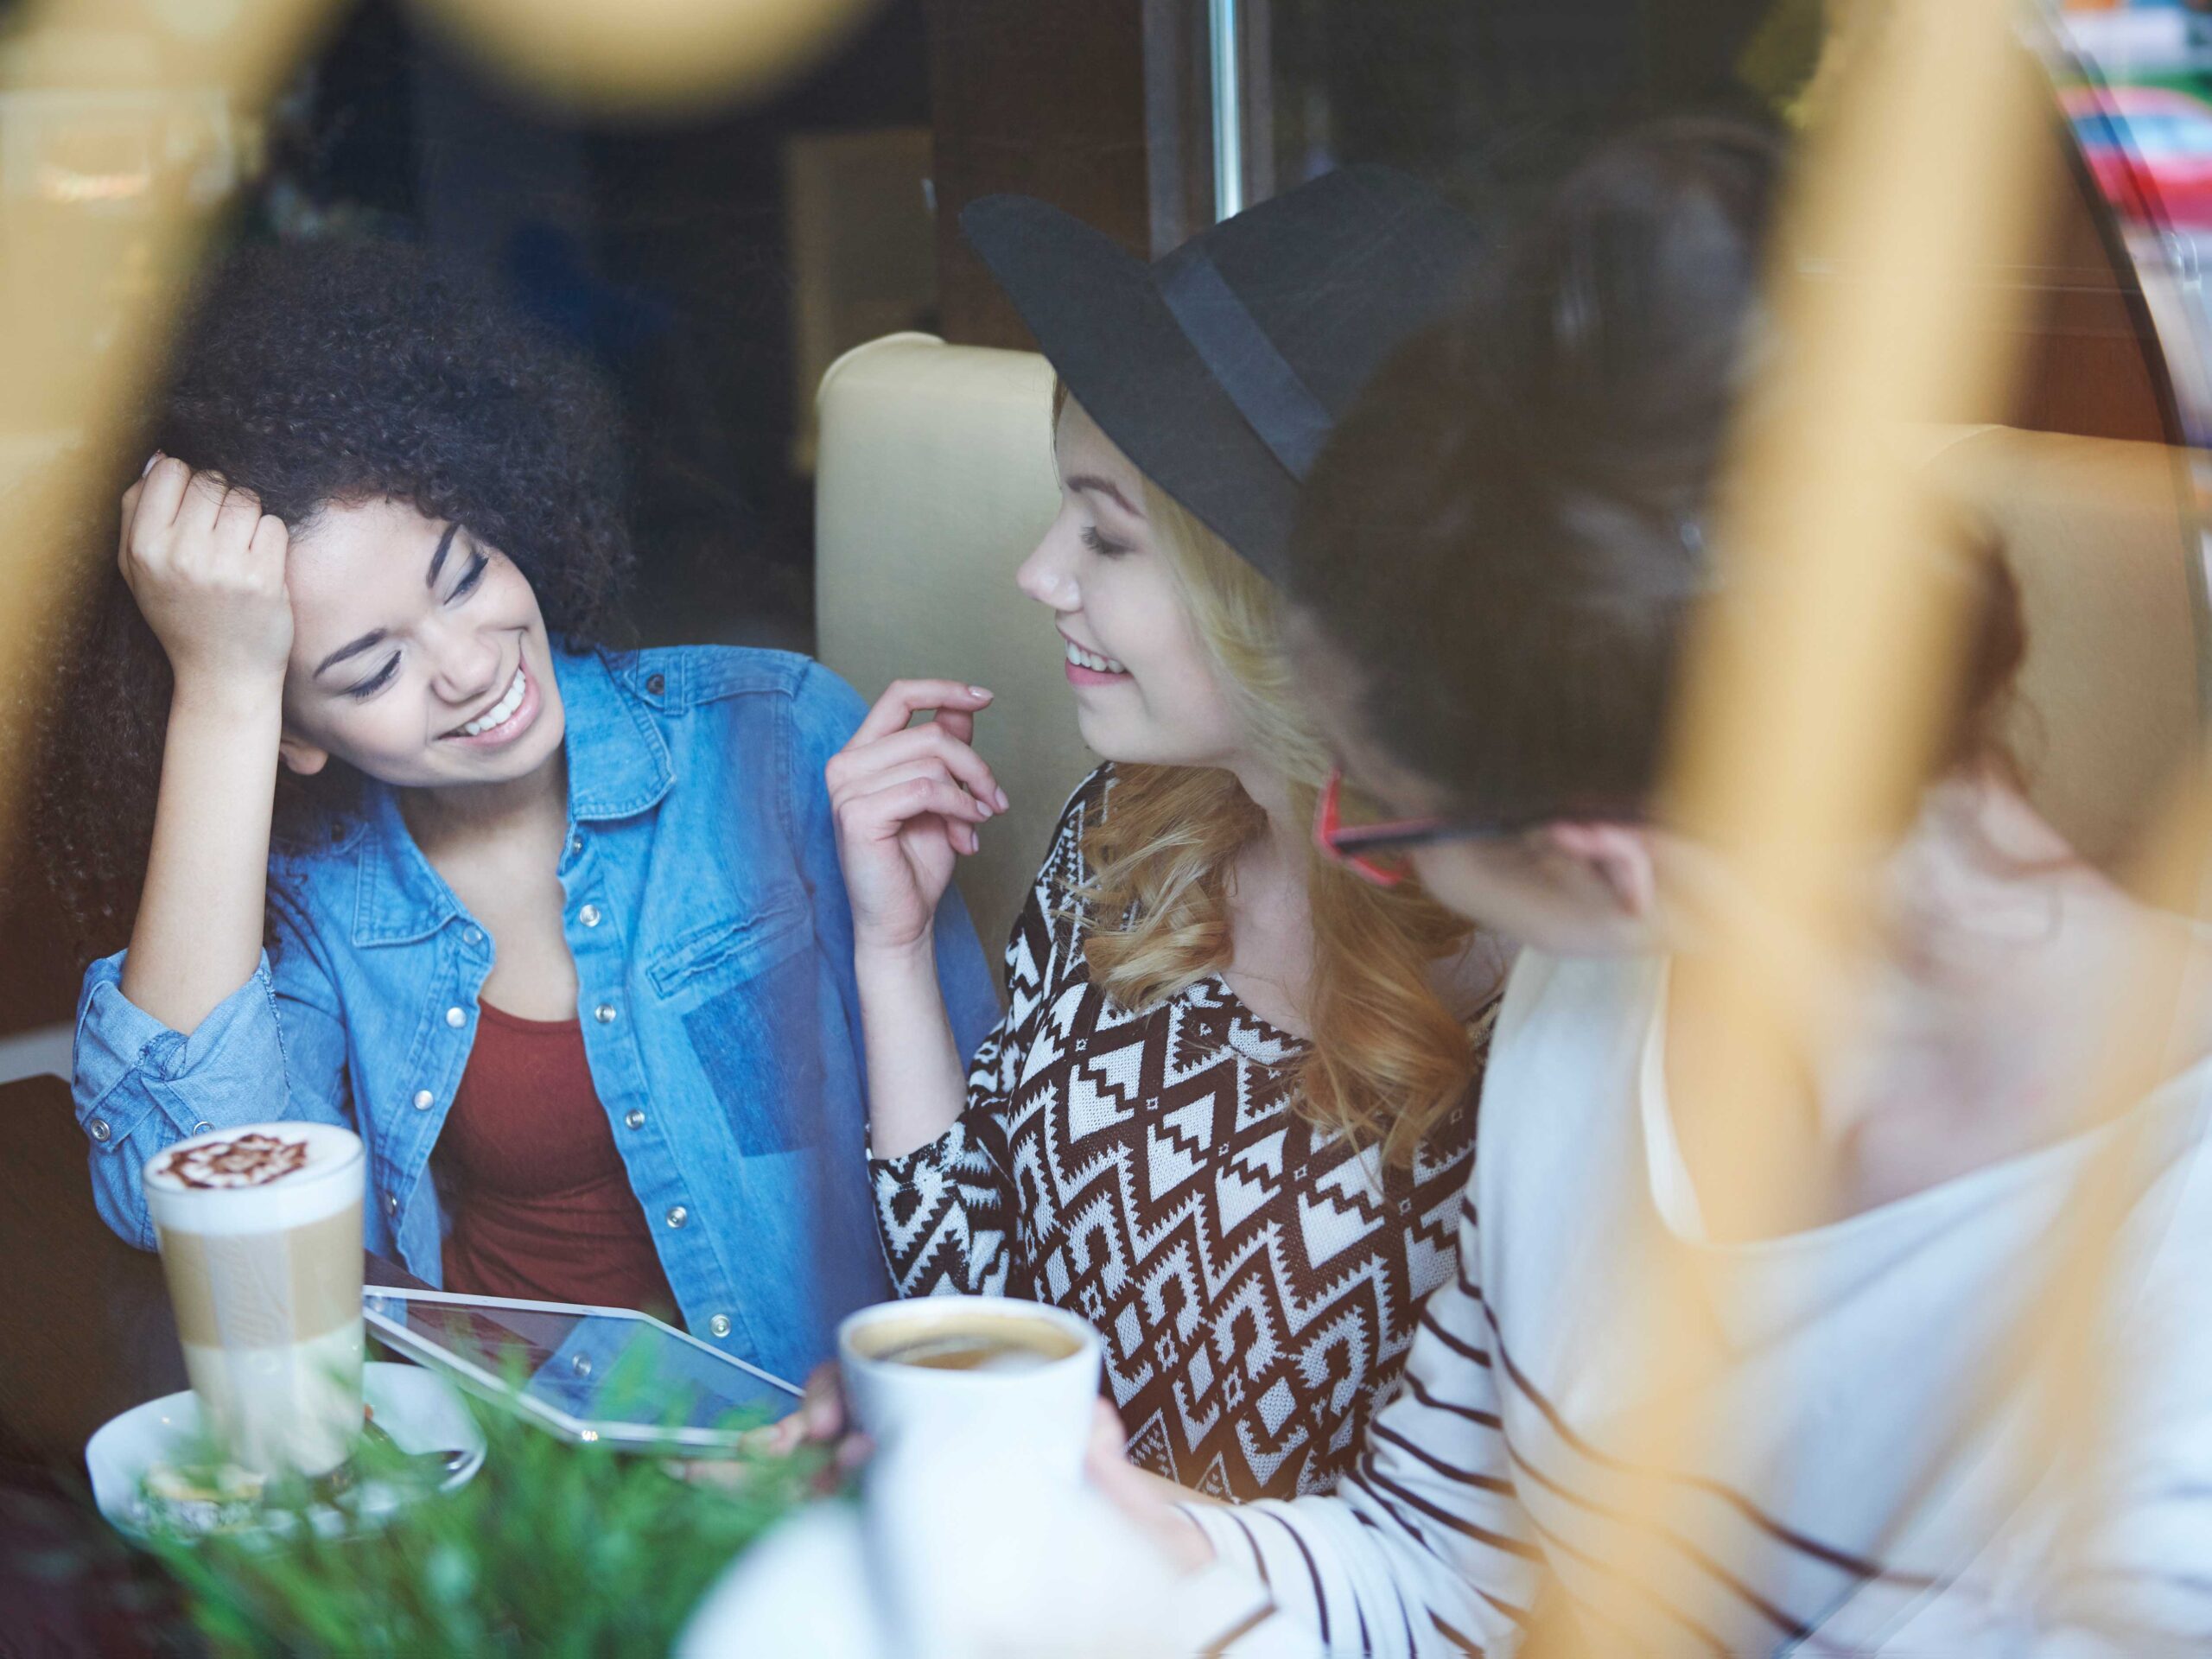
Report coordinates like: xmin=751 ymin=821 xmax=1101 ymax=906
xmin=118 ymin=455 xmax=294 ymax=700
xmin=826 ymin=679 xmax=1008 ymax=954
xmin=760 ymin=1332 xmax=1216 ymax=1573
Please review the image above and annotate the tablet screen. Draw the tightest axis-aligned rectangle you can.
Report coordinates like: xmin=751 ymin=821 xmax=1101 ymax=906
xmin=364 ymin=1287 xmax=799 ymax=1451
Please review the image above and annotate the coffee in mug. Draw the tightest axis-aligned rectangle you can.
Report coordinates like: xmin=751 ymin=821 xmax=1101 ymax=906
xmin=144 ymin=1123 xmax=365 ymax=1478
xmin=853 ymin=1311 xmax=1084 ymax=1374
xmin=839 ymin=1297 xmax=1101 ymax=1487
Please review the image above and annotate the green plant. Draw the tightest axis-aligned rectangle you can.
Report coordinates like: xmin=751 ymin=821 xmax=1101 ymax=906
xmin=142 ymin=1406 xmax=830 ymax=1658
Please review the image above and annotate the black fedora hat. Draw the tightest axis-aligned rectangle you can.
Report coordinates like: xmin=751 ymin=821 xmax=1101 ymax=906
xmin=961 ymin=166 xmax=1482 ymax=584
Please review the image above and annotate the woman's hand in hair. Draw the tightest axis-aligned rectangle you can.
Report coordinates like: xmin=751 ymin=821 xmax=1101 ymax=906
xmin=118 ymin=455 xmax=294 ymax=696
xmin=827 ymin=679 xmax=1007 ymax=954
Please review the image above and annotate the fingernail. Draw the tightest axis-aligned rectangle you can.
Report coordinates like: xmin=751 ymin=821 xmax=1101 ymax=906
xmin=995 ymin=788 xmax=1010 ymax=812
xmin=141 ymin=452 xmax=160 ymax=479
xmin=969 ymin=686 xmax=992 ymax=701
xmin=975 ymin=798 xmax=994 ymax=818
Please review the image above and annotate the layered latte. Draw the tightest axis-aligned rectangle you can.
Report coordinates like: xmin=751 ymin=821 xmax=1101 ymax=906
xmin=145 ymin=1124 xmax=365 ymax=1477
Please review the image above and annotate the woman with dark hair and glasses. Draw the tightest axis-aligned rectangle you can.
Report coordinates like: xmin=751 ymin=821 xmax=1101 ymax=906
xmin=1096 ymin=119 xmax=2212 ymax=1655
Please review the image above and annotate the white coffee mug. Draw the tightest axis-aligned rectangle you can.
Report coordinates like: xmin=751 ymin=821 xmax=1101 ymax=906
xmin=837 ymin=1295 xmax=1102 ymax=1487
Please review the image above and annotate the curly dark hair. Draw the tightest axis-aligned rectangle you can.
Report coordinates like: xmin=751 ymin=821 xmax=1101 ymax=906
xmin=33 ymin=237 xmax=634 ymax=962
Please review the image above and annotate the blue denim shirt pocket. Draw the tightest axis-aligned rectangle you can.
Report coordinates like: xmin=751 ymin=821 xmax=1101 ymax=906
xmin=647 ymin=891 xmax=821 ymax=1156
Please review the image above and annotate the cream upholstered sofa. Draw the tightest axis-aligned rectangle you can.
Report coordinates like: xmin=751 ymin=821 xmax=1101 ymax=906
xmin=815 ymin=334 xmax=1094 ymax=968
xmin=1912 ymin=424 xmax=2206 ymax=877
xmin=816 ymin=336 xmax=2208 ymax=963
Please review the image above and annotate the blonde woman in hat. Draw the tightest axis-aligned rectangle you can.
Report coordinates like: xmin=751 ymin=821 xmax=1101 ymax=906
xmin=827 ymin=169 xmax=1510 ymax=1503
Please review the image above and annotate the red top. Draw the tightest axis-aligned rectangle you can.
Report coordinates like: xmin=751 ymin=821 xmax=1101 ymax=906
xmin=437 ymin=1002 xmax=677 ymax=1318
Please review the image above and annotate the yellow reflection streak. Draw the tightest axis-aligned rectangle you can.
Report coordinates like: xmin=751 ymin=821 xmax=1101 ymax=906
xmin=0 ymin=0 xmax=336 ymax=868
xmin=1525 ymin=0 xmax=2064 ymax=1650
xmin=405 ymin=0 xmax=885 ymax=115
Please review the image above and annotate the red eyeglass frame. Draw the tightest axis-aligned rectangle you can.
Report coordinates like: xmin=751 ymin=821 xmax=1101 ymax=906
xmin=1314 ymin=768 xmax=1641 ymax=889
xmin=1313 ymin=768 xmax=1471 ymax=889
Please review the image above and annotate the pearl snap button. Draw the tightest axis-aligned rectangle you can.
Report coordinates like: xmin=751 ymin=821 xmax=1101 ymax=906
xmin=446 ymin=1007 xmax=466 ymax=1028
xmin=385 ymin=1193 xmax=400 ymax=1217
xmin=624 ymin=1109 xmax=645 ymax=1129
xmin=413 ymin=1090 xmax=434 ymax=1110
xmin=571 ymin=1353 xmax=593 ymax=1377
xmin=579 ymin=904 xmax=601 ymax=928
xmin=664 ymin=1205 xmax=689 ymax=1229
xmin=88 ymin=1117 xmax=111 ymax=1142
xmin=464 ymin=926 xmax=483 ymax=946
xmin=569 ymin=834 xmax=584 ymax=857
xmin=708 ymin=1314 xmax=731 ymax=1338
xmin=594 ymin=1003 xmax=617 ymax=1025
xmin=191 ymin=1120 xmax=214 ymax=1135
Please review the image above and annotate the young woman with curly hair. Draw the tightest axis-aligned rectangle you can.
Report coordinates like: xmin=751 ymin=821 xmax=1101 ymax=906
xmin=41 ymin=241 xmax=998 ymax=1382
xmin=830 ymin=169 xmax=1510 ymax=1502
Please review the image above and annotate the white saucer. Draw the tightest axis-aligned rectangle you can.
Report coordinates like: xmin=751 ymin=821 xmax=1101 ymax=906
xmin=86 ymin=1360 xmax=486 ymax=1541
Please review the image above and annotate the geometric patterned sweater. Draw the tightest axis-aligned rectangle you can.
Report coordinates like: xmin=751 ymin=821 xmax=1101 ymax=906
xmin=871 ymin=766 xmax=1493 ymax=1501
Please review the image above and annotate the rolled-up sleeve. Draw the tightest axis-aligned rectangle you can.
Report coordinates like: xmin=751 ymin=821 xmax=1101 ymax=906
xmin=73 ymin=898 xmax=351 ymax=1249
xmin=870 ymin=785 xmax=1077 ymax=1300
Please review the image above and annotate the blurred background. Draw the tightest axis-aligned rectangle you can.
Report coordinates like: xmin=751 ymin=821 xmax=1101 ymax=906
xmin=0 ymin=0 xmax=2203 ymax=1077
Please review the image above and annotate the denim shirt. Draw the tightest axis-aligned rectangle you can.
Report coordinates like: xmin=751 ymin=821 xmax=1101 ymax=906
xmin=72 ymin=644 xmax=1000 ymax=1384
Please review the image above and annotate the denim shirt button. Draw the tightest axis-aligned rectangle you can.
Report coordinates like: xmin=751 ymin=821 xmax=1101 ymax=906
xmin=191 ymin=1120 xmax=214 ymax=1135
xmin=708 ymin=1313 xmax=731 ymax=1338
xmin=446 ymin=1007 xmax=467 ymax=1028
xmin=664 ymin=1205 xmax=689 ymax=1229
xmin=646 ymin=673 xmax=665 ymax=696
xmin=463 ymin=926 xmax=483 ymax=947
xmin=385 ymin=1193 xmax=400 ymax=1217
xmin=413 ymin=1090 xmax=434 ymax=1110
xmin=594 ymin=1003 xmax=618 ymax=1025
xmin=579 ymin=905 xmax=602 ymax=928
xmin=568 ymin=833 xmax=584 ymax=857
xmin=571 ymin=1353 xmax=593 ymax=1378
xmin=624 ymin=1109 xmax=645 ymax=1129
xmin=88 ymin=1117 xmax=111 ymax=1142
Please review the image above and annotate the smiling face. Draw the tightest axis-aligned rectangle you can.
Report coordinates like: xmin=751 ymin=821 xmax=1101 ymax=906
xmin=1016 ymin=399 xmax=1251 ymax=769
xmin=276 ymin=496 xmax=566 ymax=792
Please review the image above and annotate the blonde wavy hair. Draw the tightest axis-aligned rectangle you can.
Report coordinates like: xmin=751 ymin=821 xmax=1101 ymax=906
xmin=1073 ymin=450 xmax=1482 ymax=1166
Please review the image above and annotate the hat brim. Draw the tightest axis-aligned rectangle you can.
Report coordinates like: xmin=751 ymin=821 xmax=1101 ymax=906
xmin=961 ymin=194 xmax=1299 ymax=581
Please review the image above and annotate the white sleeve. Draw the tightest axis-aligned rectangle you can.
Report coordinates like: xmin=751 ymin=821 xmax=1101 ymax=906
xmin=1186 ymin=1193 xmax=1541 ymax=1656
xmin=2024 ymin=1118 xmax=2212 ymax=1656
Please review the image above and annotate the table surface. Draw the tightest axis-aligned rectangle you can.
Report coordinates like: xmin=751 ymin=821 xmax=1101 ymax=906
xmin=0 ymin=1072 xmax=428 ymax=1481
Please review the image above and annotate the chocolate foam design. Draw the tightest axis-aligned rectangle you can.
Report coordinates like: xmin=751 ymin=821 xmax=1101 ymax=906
xmin=156 ymin=1132 xmax=312 ymax=1190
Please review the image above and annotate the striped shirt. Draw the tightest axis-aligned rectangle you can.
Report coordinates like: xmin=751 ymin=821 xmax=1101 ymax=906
xmin=1191 ymin=950 xmax=2212 ymax=1656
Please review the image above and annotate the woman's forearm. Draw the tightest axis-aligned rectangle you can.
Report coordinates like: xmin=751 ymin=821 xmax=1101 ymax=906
xmin=119 ymin=675 xmax=285 ymax=1034
xmin=855 ymin=934 xmax=973 ymax=1160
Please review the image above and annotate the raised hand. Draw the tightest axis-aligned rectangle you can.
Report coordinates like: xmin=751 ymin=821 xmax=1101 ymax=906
xmin=826 ymin=680 xmax=1008 ymax=955
xmin=118 ymin=455 xmax=293 ymax=696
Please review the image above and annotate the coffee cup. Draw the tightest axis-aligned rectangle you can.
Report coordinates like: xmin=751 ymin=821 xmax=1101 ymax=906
xmin=143 ymin=1123 xmax=365 ymax=1478
xmin=837 ymin=1296 xmax=1101 ymax=1485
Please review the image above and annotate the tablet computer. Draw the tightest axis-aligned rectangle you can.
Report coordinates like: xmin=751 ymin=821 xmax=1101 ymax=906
xmin=363 ymin=1287 xmax=799 ymax=1453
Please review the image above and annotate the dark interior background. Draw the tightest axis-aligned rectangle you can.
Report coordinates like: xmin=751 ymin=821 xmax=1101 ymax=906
xmin=0 ymin=0 xmax=2183 ymax=1043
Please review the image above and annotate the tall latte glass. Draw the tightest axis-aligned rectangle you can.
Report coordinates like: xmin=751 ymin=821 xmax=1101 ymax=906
xmin=143 ymin=1123 xmax=365 ymax=1477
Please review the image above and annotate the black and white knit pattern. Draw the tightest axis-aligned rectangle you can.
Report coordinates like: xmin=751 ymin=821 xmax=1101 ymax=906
xmin=873 ymin=766 xmax=1489 ymax=1502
